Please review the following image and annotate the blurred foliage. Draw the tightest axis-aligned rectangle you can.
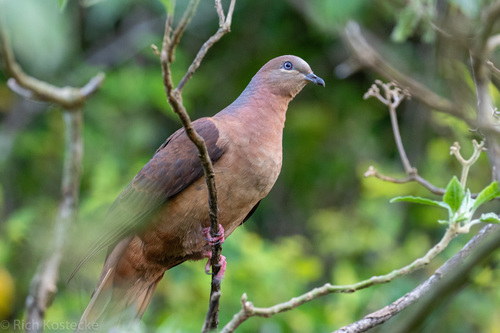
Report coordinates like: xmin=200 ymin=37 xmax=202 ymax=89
xmin=1 ymin=0 xmax=500 ymax=332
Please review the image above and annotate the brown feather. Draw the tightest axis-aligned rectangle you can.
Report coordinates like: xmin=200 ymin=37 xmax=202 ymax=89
xmin=75 ymin=55 xmax=324 ymax=329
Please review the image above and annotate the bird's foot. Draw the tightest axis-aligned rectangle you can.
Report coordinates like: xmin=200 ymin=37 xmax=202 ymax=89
xmin=204 ymin=252 xmax=227 ymax=280
xmin=202 ymin=224 xmax=225 ymax=246
xmin=202 ymin=224 xmax=226 ymax=280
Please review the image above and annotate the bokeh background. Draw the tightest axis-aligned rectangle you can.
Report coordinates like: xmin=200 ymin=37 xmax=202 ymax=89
xmin=1 ymin=0 xmax=500 ymax=332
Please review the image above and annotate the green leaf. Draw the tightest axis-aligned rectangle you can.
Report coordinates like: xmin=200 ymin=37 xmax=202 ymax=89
xmin=390 ymin=196 xmax=446 ymax=208
xmin=479 ymin=212 xmax=500 ymax=224
xmin=473 ymin=181 xmax=500 ymax=210
xmin=443 ymin=176 xmax=465 ymax=214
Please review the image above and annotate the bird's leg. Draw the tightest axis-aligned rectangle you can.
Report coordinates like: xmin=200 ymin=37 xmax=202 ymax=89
xmin=202 ymin=224 xmax=226 ymax=279
xmin=202 ymin=224 xmax=225 ymax=245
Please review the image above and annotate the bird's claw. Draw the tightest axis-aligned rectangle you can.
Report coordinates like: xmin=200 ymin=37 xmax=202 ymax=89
xmin=204 ymin=252 xmax=227 ymax=280
xmin=202 ymin=224 xmax=225 ymax=246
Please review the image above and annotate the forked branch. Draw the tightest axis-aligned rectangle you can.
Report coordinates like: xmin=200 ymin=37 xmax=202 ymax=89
xmin=158 ymin=0 xmax=236 ymax=331
xmin=221 ymin=222 xmax=462 ymax=333
xmin=342 ymin=21 xmax=470 ymax=123
xmin=0 ymin=21 xmax=101 ymax=333
xmin=0 ymin=28 xmax=104 ymax=110
xmin=335 ymin=224 xmax=500 ymax=332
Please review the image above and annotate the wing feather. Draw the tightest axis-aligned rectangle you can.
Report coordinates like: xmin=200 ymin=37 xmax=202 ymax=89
xmin=70 ymin=118 xmax=224 ymax=280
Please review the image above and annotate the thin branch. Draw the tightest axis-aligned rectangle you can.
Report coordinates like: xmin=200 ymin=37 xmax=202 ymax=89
xmin=364 ymin=80 xmax=414 ymax=174
xmin=471 ymin=59 xmax=500 ymax=182
xmin=364 ymin=166 xmax=445 ymax=195
xmin=169 ymin=0 xmax=200 ymax=62
xmin=335 ymin=224 xmax=499 ymax=333
xmin=176 ymin=0 xmax=236 ymax=93
xmin=343 ymin=21 xmax=471 ymax=124
xmin=221 ymin=223 xmax=462 ymax=333
xmin=7 ymin=78 xmax=36 ymax=99
xmin=470 ymin=2 xmax=500 ymax=181
xmin=159 ymin=1 xmax=236 ymax=331
xmin=161 ymin=12 xmax=175 ymax=96
xmin=26 ymin=110 xmax=83 ymax=332
xmin=202 ymin=292 xmax=221 ymax=332
xmin=393 ymin=224 xmax=500 ymax=332
xmin=0 ymin=22 xmax=101 ymax=332
xmin=0 ymin=28 xmax=105 ymax=110
xmin=449 ymin=140 xmax=486 ymax=187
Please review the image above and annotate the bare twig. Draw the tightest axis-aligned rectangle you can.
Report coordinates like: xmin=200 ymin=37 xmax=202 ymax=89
xmin=0 ymin=29 xmax=105 ymax=110
xmin=362 ymin=81 xmax=467 ymax=198
xmin=151 ymin=44 xmax=160 ymax=56
xmin=159 ymin=1 xmax=236 ymax=331
xmin=470 ymin=2 xmax=500 ymax=181
xmin=335 ymin=224 xmax=499 ymax=333
xmin=176 ymin=0 xmax=236 ymax=92
xmin=168 ymin=0 xmax=200 ymax=62
xmin=26 ymin=110 xmax=83 ymax=333
xmin=449 ymin=140 xmax=486 ymax=187
xmin=364 ymin=80 xmax=413 ymax=174
xmin=343 ymin=21 xmax=471 ymax=124
xmin=364 ymin=166 xmax=445 ymax=195
xmin=0 ymin=21 xmax=101 ymax=332
xmin=6 ymin=78 xmax=37 ymax=99
xmin=393 ymin=224 xmax=500 ymax=332
xmin=221 ymin=223 xmax=462 ymax=333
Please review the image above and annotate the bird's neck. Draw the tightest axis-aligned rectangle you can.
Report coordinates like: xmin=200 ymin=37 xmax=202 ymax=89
xmin=224 ymin=78 xmax=292 ymax=126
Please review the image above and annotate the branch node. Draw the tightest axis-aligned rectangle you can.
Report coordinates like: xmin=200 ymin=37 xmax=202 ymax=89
xmin=151 ymin=44 xmax=160 ymax=57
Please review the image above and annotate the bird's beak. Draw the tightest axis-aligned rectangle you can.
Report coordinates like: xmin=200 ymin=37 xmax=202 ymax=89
xmin=305 ymin=73 xmax=325 ymax=87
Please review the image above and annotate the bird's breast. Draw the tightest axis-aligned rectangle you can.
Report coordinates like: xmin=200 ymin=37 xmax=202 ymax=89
xmin=139 ymin=114 xmax=284 ymax=264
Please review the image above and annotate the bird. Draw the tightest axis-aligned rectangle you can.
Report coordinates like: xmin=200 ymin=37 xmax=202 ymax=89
xmin=74 ymin=55 xmax=325 ymax=329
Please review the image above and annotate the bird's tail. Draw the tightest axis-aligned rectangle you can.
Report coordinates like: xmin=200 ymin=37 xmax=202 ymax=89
xmin=75 ymin=235 xmax=166 ymax=332
xmin=76 ymin=265 xmax=162 ymax=332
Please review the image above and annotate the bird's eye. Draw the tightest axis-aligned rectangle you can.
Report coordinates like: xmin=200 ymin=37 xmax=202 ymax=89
xmin=283 ymin=61 xmax=293 ymax=70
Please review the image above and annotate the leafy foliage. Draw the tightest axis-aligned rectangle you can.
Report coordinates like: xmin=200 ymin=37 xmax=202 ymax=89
xmin=1 ymin=0 xmax=500 ymax=332
xmin=392 ymin=178 xmax=500 ymax=229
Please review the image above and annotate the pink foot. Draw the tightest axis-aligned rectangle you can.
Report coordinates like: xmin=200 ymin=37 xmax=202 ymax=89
xmin=204 ymin=251 xmax=227 ymax=280
xmin=202 ymin=224 xmax=225 ymax=246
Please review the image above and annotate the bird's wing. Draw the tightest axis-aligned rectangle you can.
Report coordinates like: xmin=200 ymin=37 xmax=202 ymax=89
xmin=70 ymin=118 xmax=225 ymax=279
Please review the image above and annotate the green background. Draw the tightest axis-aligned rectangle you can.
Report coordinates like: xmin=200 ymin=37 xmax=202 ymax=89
xmin=1 ymin=0 xmax=499 ymax=332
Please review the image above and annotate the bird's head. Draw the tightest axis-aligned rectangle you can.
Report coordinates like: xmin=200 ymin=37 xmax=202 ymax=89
xmin=255 ymin=55 xmax=325 ymax=98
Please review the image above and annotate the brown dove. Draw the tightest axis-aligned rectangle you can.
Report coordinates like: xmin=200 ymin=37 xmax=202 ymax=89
xmin=75 ymin=55 xmax=325 ymax=328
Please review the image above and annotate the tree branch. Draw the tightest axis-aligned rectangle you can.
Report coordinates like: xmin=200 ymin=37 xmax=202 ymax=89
xmin=25 ymin=110 xmax=83 ymax=333
xmin=176 ymin=0 xmax=235 ymax=93
xmin=169 ymin=0 xmax=200 ymax=63
xmin=158 ymin=1 xmax=236 ymax=331
xmin=0 ymin=22 xmax=102 ymax=332
xmin=0 ymin=28 xmax=105 ymax=110
xmin=449 ymin=140 xmax=486 ymax=187
xmin=342 ymin=21 xmax=471 ymax=124
xmin=470 ymin=1 xmax=500 ymax=181
xmin=335 ymin=224 xmax=499 ymax=333
xmin=364 ymin=80 xmax=413 ymax=173
xmin=364 ymin=166 xmax=445 ymax=195
xmin=221 ymin=223 xmax=462 ymax=333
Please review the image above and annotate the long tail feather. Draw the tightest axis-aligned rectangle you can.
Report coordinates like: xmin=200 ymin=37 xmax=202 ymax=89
xmin=76 ymin=271 xmax=162 ymax=332
xmin=75 ymin=237 xmax=165 ymax=332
